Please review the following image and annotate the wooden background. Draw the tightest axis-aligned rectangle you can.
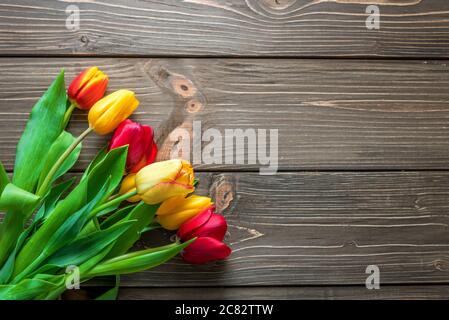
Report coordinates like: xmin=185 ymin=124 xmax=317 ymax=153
xmin=1 ymin=0 xmax=449 ymax=299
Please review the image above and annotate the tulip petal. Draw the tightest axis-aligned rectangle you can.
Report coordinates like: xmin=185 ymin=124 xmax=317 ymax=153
xmin=140 ymin=180 xmax=194 ymax=206
xmin=119 ymin=173 xmax=140 ymax=203
xmin=194 ymin=213 xmax=227 ymax=242
xmin=76 ymin=75 xmax=108 ymax=110
xmin=181 ymin=237 xmax=231 ymax=264
xmin=89 ymin=90 xmax=140 ymax=135
xmin=177 ymin=206 xmax=214 ymax=240
xmin=156 ymin=195 xmax=212 ymax=217
xmin=135 ymin=159 xmax=182 ymax=194
xmin=68 ymin=67 xmax=98 ymax=100
xmin=68 ymin=67 xmax=108 ymax=110
xmin=157 ymin=206 xmax=207 ymax=231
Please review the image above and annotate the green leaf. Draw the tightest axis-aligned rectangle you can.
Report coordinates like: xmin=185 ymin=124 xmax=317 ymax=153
xmin=14 ymin=146 xmax=128 ymax=277
xmin=86 ymin=239 xmax=195 ymax=277
xmin=36 ymin=131 xmax=81 ymax=195
xmin=0 ymin=161 xmax=9 ymax=196
xmin=87 ymin=146 xmax=128 ymax=199
xmin=81 ymin=147 xmax=107 ymax=181
xmin=78 ymin=243 xmax=115 ymax=277
xmin=106 ymin=202 xmax=159 ymax=258
xmin=34 ymin=178 xmax=75 ymax=223
xmin=11 ymin=181 xmax=109 ymax=282
xmin=0 ymin=183 xmax=40 ymax=213
xmin=44 ymin=220 xmax=136 ymax=267
xmin=96 ymin=276 xmax=120 ymax=300
xmin=42 ymin=179 xmax=110 ymax=259
xmin=0 ymin=184 xmax=40 ymax=263
xmin=13 ymin=178 xmax=89 ymax=276
xmin=0 ymin=278 xmax=59 ymax=300
xmin=101 ymin=204 xmax=136 ymax=229
xmin=13 ymin=70 xmax=67 ymax=193
xmin=77 ymin=218 xmax=100 ymax=238
xmin=0 ymin=217 xmax=39 ymax=284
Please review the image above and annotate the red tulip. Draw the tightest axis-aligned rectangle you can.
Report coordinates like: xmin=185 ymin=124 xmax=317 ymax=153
xmin=108 ymin=119 xmax=158 ymax=173
xmin=181 ymin=237 xmax=231 ymax=265
xmin=177 ymin=206 xmax=231 ymax=264
xmin=177 ymin=206 xmax=227 ymax=242
xmin=68 ymin=67 xmax=108 ymax=110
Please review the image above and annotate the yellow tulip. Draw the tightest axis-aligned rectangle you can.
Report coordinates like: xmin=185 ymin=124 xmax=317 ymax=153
xmin=119 ymin=173 xmax=141 ymax=203
xmin=135 ymin=159 xmax=194 ymax=205
xmin=156 ymin=195 xmax=213 ymax=230
xmin=88 ymin=89 xmax=139 ymax=135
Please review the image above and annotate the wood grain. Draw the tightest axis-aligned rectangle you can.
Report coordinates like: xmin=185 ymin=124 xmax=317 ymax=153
xmin=1 ymin=58 xmax=449 ymax=171
xmin=1 ymin=0 xmax=449 ymax=57
xmin=6 ymin=171 xmax=449 ymax=290
xmin=95 ymin=171 xmax=449 ymax=287
xmin=114 ymin=285 xmax=449 ymax=300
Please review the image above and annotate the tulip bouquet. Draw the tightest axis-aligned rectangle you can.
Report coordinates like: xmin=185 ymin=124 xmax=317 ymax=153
xmin=0 ymin=67 xmax=231 ymax=300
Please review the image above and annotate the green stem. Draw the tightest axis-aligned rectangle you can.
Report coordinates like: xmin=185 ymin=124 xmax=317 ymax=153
xmin=142 ymin=224 xmax=162 ymax=233
xmin=62 ymin=102 xmax=76 ymax=129
xmin=36 ymin=127 xmax=93 ymax=197
xmin=90 ymin=190 xmax=138 ymax=218
xmin=11 ymin=251 xmax=47 ymax=284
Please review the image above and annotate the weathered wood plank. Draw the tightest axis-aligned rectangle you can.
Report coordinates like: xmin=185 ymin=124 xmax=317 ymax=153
xmin=1 ymin=0 xmax=449 ymax=57
xmin=1 ymin=171 xmax=449 ymax=286
xmin=107 ymin=171 xmax=449 ymax=286
xmin=114 ymin=285 xmax=449 ymax=300
xmin=1 ymin=58 xmax=449 ymax=171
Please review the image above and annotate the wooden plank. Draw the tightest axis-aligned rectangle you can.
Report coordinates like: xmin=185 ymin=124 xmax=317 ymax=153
xmin=2 ymin=58 xmax=449 ymax=171
xmin=1 ymin=1 xmax=449 ymax=58
xmin=86 ymin=171 xmax=449 ymax=287
xmin=113 ymin=285 xmax=449 ymax=300
xmin=2 ymin=171 xmax=449 ymax=286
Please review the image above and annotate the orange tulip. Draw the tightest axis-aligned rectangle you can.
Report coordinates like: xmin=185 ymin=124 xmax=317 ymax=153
xmin=68 ymin=67 xmax=108 ymax=110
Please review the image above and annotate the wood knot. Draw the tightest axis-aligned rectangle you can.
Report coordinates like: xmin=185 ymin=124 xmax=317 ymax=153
xmin=210 ymin=175 xmax=236 ymax=213
xmin=80 ymin=35 xmax=89 ymax=44
xmin=171 ymin=77 xmax=197 ymax=99
xmin=260 ymin=0 xmax=297 ymax=10
xmin=185 ymin=98 xmax=203 ymax=113
xmin=433 ymin=259 xmax=449 ymax=271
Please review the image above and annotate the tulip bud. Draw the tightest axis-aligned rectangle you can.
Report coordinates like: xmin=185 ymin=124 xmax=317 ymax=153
xmin=109 ymin=120 xmax=158 ymax=173
xmin=118 ymin=173 xmax=141 ymax=203
xmin=156 ymin=195 xmax=213 ymax=230
xmin=135 ymin=159 xmax=194 ymax=205
xmin=181 ymin=237 xmax=231 ymax=264
xmin=88 ymin=90 xmax=139 ymax=135
xmin=68 ymin=67 xmax=108 ymax=110
xmin=177 ymin=206 xmax=227 ymax=242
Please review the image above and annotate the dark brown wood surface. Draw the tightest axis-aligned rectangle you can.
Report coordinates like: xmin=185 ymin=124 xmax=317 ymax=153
xmin=116 ymin=285 xmax=449 ymax=300
xmin=122 ymin=171 xmax=449 ymax=286
xmin=1 ymin=1 xmax=449 ymax=300
xmin=1 ymin=58 xmax=449 ymax=171
xmin=1 ymin=0 xmax=449 ymax=57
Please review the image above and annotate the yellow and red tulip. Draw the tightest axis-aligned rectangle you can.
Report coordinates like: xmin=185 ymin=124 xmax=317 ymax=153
xmin=135 ymin=159 xmax=195 ymax=206
xmin=156 ymin=195 xmax=213 ymax=230
xmin=68 ymin=67 xmax=108 ymax=110
xmin=88 ymin=89 xmax=139 ymax=135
